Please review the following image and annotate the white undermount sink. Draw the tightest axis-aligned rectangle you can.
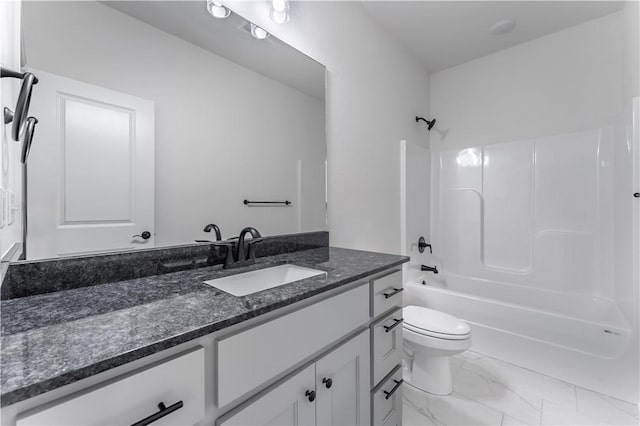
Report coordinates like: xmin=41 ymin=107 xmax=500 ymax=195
xmin=204 ymin=264 xmax=327 ymax=296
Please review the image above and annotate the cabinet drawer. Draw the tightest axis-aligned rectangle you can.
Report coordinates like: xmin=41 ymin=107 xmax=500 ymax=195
xmin=217 ymin=284 xmax=369 ymax=408
xmin=371 ymin=308 xmax=403 ymax=387
xmin=17 ymin=348 xmax=205 ymax=426
xmin=370 ymin=270 xmax=403 ymax=318
xmin=372 ymin=366 xmax=403 ymax=426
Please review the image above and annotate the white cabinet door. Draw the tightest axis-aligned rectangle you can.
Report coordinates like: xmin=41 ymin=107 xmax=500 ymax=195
xmin=315 ymin=331 xmax=370 ymax=426
xmin=217 ymin=364 xmax=316 ymax=426
xmin=26 ymin=69 xmax=154 ymax=259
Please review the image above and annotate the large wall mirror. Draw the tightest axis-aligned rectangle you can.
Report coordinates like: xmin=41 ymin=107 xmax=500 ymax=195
xmin=21 ymin=1 xmax=326 ymax=260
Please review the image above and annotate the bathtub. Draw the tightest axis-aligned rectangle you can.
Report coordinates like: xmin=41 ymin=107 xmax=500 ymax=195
xmin=404 ymin=272 xmax=638 ymax=402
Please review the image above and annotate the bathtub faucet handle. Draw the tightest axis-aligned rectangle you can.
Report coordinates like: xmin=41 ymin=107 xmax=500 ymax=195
xmin=421 ymin=264 xmax=438 ymax=274
xmin=418 ymin=236 xmax=432 ymax=254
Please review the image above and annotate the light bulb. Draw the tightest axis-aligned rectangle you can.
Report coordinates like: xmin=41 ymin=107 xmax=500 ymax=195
xmin=250 ymin=23 xmax=270 ymax=40
xmin=270 ymin=9 xmax=289 ymax=24
xmin=207 ymin=0 xmax=231 ymax=18
xmin=270 ymin=0 xmax=290 ymax=24
xmin=272 ymin=0 xmax=287 ymax=12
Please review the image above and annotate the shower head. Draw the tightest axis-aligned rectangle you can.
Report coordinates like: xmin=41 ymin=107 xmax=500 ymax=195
xmin=416 ymin=116 xmax=436 ymax=131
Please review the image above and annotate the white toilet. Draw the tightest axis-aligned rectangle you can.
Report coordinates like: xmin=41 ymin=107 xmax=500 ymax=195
xmin=402 ymin=305 xmax=471 ymax=395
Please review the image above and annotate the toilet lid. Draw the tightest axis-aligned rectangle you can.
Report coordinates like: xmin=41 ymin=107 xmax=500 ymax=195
xmin=403 ymin=305 xmax=470 ymax=337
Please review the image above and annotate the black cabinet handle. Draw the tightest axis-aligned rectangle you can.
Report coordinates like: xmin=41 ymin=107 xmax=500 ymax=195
xmin=322 ymin=377 xmax=333 ymax=389
xmin=382 ymin=287 xmax=404 ymax=299
xmin=383 ymin=379 xmax=403 ymax=400
xmin=131 ymin=401 xmax=183 ymax=426
xmin=634 ymin=193 xmax=640 ymax=198
xmin=383 ymin=318 xmax=403 ymax=333
xmin=305 ymin=390 xmax=316 ymax=402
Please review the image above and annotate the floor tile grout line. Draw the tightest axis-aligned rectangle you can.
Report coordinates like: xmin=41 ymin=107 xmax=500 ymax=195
xmin=467 ymin=349 xmax=638 ymax=409
xmin=466 ymin=349 xmax=588 ymax=390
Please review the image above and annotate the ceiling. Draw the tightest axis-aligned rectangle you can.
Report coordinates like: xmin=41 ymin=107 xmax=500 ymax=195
xmin=104 ymin=1 xmax=325 ymax=100
xmin=361 ymin=1 xmax=624 ymax=73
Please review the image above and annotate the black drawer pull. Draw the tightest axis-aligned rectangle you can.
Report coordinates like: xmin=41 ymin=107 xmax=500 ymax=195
xmin=384 ymin=379 xmax=403 ymax=400
xmin=383 ymin=287 xmax=404 ymax=299
xmin=131 ymin=401 xmax=183 ymax=426
xmin=383 ymin=318 xmax=403 ymax=333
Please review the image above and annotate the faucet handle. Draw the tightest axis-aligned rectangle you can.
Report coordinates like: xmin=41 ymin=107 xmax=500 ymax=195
xmin=211 ymin=240 xmax=236 ymax=268
xmin=418 ymin=237 xmax=432 ymax=254
xmin=246 ymin=238 xmax=263 ymax=261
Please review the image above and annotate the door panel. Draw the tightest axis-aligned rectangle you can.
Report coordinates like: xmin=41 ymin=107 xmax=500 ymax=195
xmin=217 ymin=364 xmax=316 ymax=426
xmin=27 ymin=69 xmax=154 ymax=258
xmin=62 ymin=97 xmax=133 ymax=222
xmin=315 ymin=331 xmax=370 ymax=426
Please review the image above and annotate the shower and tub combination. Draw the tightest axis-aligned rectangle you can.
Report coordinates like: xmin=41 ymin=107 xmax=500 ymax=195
xmin=404 ymin=100 xmax=640 ymax=403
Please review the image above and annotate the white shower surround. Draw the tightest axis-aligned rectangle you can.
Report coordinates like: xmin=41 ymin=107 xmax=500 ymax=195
xmin=411 ymin=111 xmax=639 ymax=402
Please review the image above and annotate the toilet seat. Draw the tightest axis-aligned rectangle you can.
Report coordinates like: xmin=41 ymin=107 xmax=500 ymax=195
xmin=403 ymin=305 xmax=470 ymax=340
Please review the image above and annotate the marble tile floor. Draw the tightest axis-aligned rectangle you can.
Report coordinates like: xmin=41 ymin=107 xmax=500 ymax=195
xmin=403 ymin=350 xmax=639 ymax=426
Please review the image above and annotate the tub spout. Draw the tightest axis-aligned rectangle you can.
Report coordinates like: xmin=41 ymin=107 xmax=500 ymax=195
xmin=421 ymin=264 xmax=438 ymax=274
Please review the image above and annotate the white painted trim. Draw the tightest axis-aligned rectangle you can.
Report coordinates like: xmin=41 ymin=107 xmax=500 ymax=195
xmin=399 ymin=140 xmax=408 ymax=282
xmin=399 ymin=139 xmax=407 ymax=257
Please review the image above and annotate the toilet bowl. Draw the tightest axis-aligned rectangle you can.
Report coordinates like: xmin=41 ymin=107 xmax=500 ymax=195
xmin=403 ymin=305 xmax=471 ymax=395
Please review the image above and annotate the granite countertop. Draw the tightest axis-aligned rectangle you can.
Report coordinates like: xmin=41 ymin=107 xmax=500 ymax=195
xmin=0 ymin=247 xmax=408 ymax=406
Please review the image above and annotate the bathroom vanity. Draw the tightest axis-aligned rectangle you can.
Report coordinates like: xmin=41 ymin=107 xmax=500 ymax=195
xmin=2 ymin=3 xmax=407 ymax=424
xmin=0 ymin=243 xmax=408 ymax=425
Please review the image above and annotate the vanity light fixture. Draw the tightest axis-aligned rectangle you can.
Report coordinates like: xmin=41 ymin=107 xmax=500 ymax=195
xmin=207 ymin=0 xmax=231 ymax=19
xmin=270 ymin=0 xmax=290 ymax=24
xmin=250 ymin=23 xmax=270 ymax=40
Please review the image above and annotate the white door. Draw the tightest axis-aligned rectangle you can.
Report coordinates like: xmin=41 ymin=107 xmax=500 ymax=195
xmin=315 ymin=331 xmax=370 ymax=426
xmin=26 ymin=69 xmax=154 ymax=259
xmin=217 ymin=364 xmax=316 ymax=426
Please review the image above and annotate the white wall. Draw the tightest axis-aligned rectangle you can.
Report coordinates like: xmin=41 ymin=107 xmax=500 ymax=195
xmin=623 ymin=0 xmax=640 ymax=103
xmin=229 ymin=1 xmax=430 ymax=254
xmin=430 ymin=12 xmax=625 ymax=151
xmin=22 ymin=1 xmax=327 ymax=247
xmin=0 ymin=0 xmax=23 ymax=264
